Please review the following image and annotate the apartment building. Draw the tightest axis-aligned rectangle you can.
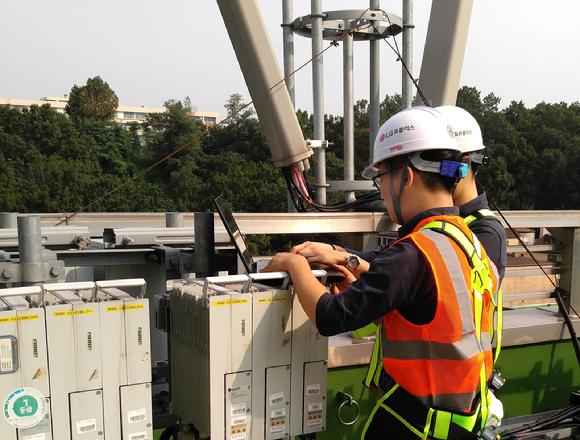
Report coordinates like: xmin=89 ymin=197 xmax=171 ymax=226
xmin=0 ymin=97 xmax=220 ymax=128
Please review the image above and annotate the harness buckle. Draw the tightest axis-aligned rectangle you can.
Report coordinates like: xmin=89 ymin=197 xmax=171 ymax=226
xmin=489 ymin=370 xmax=505 ymax=391
xmin=479 ymin=426 xmax=500 ymax=440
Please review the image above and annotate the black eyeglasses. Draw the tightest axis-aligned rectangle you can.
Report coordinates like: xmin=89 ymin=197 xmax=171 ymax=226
xmin=372 ymin=165 xmax=404 ymax=189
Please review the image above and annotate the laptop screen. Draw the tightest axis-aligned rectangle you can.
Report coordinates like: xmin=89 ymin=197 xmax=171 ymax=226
xmin=215 ymin=195 xmax=255 ymax=273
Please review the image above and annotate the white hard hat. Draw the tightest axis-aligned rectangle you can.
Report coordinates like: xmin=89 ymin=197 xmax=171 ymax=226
xmin=435 ymin=105 xmax=484 ymax=154
xmin=362 ymin=106 xmax=460 ymax=179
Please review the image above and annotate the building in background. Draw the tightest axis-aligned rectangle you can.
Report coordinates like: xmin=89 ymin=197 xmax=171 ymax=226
xmin=0 ymin=96 xmax=220 ymax=128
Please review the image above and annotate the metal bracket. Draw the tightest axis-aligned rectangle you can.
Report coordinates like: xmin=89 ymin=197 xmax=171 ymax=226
xmin=306 ymin=139 xmax=330 ymax=153
xmin=0 ymin=260 xmax=65 ymax=284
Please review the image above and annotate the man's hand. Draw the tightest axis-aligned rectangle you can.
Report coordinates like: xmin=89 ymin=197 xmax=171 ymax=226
xmin=328 ymin=264 xmax=356 ymax=294
xmin=260 ymin=251 xmax=326 ymax=327
xmin=291 ymin=241 xmax=347 ymax=267
xmin=260 ymin=252 xmax=307 ymax=274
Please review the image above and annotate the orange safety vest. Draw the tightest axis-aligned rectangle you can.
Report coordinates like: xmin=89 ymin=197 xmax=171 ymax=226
xmin=380 ymin=215 xmax=498 ymax=414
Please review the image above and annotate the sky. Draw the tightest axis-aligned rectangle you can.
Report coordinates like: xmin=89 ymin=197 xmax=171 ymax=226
xmin=1 ymin=1 xmax=579 ymax=120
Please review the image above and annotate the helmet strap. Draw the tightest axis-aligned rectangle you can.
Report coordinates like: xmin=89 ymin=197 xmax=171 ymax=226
xmin=451 ymin=178 xmax=460 ymax=197
xmin=388 ymin=157 xmax=411 ymax=225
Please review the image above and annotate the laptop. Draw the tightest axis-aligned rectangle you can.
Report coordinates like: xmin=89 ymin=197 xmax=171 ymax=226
xmin=214 ymin=195 xmax=345 ymax=283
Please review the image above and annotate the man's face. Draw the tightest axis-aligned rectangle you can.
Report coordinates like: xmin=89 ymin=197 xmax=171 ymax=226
xmin=378 ymin=161 xmax=404 ymax=224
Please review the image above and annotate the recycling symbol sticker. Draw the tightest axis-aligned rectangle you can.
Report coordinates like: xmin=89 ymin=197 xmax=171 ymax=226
xmin=3 ymin=387 xmax=46 ymax=429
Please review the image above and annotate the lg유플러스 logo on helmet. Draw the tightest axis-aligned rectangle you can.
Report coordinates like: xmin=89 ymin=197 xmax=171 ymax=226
xmin=380 ymin=133 xmax=386 ymax=142
xmin=390 ymin=145 xmax=403 ymax=153
xmin=447 ymin=125 xmax=456 ymax=139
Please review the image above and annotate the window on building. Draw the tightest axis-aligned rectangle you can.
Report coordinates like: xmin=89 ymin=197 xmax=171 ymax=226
xmin=124 ymin=112 xmax=136 ymax=119
xmin=136 ymin=113 xmax=146 ymax=120
xmin=205 ymin=117 xmax=217 ymax=125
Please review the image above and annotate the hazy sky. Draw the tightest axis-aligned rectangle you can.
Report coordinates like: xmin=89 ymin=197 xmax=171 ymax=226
xmin=1 ymin=1 xmax=579 ymax=119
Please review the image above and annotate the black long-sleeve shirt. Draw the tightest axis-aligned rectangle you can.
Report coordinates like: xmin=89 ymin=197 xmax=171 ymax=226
xmin=316 ymin=207 xmax=460 ymax=337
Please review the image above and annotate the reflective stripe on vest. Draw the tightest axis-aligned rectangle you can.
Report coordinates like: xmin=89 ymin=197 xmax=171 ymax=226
xmin=380 ymin=216 xmax=496 ymax=413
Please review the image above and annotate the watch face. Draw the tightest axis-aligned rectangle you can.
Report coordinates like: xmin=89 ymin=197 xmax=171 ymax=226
xmin=346 ymin=255 xmax=360 ymax=270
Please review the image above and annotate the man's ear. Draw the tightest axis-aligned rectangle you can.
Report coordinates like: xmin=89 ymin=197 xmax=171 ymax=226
xmin=403 ymin=165 xmax=414 ymax=189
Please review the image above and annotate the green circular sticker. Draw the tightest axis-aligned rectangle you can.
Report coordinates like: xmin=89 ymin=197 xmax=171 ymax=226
xmin=3 ymin=387 xmax=46 ymax=429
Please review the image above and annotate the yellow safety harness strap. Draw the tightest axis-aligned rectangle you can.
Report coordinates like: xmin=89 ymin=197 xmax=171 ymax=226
xmin=464 ymin=209 xmax=501 ymax=226
xmin=464 ymin=208 xmax=504 ymax=361
xmin=352 ymin=321 xmax=378 ymax=340
xmin=362 ymin=326 xmax=383 ymax=392
xmin=362 ymin=383 xmax=481 ymax=440
xmin=495 ymin=288 xmax=503 ymax=363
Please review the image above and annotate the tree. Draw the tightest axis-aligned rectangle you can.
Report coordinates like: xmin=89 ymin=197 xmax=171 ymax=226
xmin=203 ymin=94 xmax=270 ymax=163
xmin=223 ymin=93 xmax=255 ymax=124
xmin=142 ymin=98 xmax=205 ymax=185
xmin=66 ymin=76 xmax=119 ymax=122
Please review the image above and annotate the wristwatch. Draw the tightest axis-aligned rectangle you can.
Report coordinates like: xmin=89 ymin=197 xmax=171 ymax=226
xmin=345 ymin=254 xmax=361 ymax=272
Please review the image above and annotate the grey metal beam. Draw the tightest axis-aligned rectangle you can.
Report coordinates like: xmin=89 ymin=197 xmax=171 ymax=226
xmin=507 ymin=244 xmax=562 ymax=254
xmin=101 ymin=227 xmax=232 ymax=248
xmin=326 ymin=180 xmax=377 ymax=192
xmin=215 ymin=0 xmax=311 ymax=167
xmin=503 ymin=267 xmax=561 ymax=278
xmin=165 ymin=213 xmax=183 ymax=228
xmin=0 ymin=226 xmax=91 ymax=248
xmin=413 ymin=0 xmax=473 ymax=106
xmin=27 ymin=210 xmax=580 ymax=236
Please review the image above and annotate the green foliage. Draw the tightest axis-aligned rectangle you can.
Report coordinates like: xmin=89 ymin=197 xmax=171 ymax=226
xmin=66 ymin=76 xmax=119 ymax=122
xmin=2 ymin=86 xmax=580 ymax=218
xmin=191 ymin=152 xmax=287 ymax=213
xmin=141 ymin=99 xmax=205 ymax=185
xmin=456 ymin=86 xmax=580 ymax=210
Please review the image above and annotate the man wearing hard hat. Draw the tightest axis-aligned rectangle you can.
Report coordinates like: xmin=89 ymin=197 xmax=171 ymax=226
xmin=262 ymin=107 xmax=502 ymax=439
